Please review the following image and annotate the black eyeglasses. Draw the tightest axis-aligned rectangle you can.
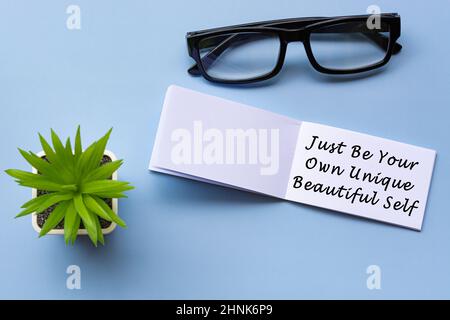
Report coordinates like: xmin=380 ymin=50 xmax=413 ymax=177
xmin=186 ymin=13 xmax=402 ymax=84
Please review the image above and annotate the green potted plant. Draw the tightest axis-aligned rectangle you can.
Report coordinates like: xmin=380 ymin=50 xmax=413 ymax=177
xmin=5 ymin=127 xmax=134 ymax=246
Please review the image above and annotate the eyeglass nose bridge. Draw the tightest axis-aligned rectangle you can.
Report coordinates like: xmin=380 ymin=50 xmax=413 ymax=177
xmin=283 ymin=29 xmax=307 ymax=43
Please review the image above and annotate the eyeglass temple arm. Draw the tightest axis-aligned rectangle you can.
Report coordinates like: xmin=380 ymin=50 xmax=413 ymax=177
xmin=364 ymin=32 xmax=402 ymax=54
xmin=188 ymin=28 xmax=402 ymax=75
xmin=188 ymin=33 xmax=261 ymax=75
xmin=313 ymin=22 xmax=402 ymax=54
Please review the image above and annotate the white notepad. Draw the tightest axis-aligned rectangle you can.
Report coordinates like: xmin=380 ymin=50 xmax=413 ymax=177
xmin=150 ymin=85 xmax=436 ymax=230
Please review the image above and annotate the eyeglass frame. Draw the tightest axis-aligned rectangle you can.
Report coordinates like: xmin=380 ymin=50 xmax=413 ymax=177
xmin=186 ymin=13 xmax=402 ymax=84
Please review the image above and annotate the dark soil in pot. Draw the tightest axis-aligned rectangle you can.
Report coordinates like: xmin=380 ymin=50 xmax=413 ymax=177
xmin=36 ymin=155 xmax=113 ymax=230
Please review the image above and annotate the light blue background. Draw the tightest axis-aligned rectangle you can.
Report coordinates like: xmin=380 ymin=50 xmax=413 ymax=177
xmin=0 ymin=0 xmax=448 ymax=299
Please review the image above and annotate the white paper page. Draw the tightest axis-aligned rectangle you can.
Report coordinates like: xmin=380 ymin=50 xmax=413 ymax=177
xmin=284 ymin=122 xmax=436 ymax=230
xmin=149 ymin=85 xmax=300 ymax=199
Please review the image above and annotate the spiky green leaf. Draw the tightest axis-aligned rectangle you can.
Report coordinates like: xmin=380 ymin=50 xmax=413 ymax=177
xmin=21 ymin=192 xmax=52 ymax=209
xmin=94 ymin=215 xmax=105 ymax=246
xmin=5 ymin=169 xmax=76 ymax=193
xmin=83 ymin=194 xmax=112 ymax=222
xmin=86 ymin=128 xmax=112 ymax=173
xmin=92 ymin=195 xmax=126 ymax=228
xmin=71 ymin=214 xmax=81 ymax=245
xmin=51 ymin=129 xmax=66 ymax=160
xmin=38 ymin=133 xmax=57 ymax=164
xmin=51 ymin=130 xmax=75 ymax=178
xmin=16 ymin=193 xmax=55 ymax=217
xmin=39 ymin=200 xmax=70 ymax=237
xmin=73 ymin=194 xmax=97 ymax=245
xmin=81 ymin=180 xmax=133 ymax=196
xmin=64 ymin=201 xmax=77 ymax=245
xmin=94 ymin=193 xmax=128 ymax=199
xmin=16 ymin=192 xmax=73 ymax=218
xmin=76 ymin=141 xmax=97 ymax=178
xmin=6 ymin=169 xmax=42 ymax=181
xmin=39 ymin=133 xmax=73 ymax=181
xmin=17 ymin=149 xmax=65 ymax=183
xmin=83 ymin=160 xmax=123 ymax=182
xmin=74 ymin=126 xmax=82 ymax=160
xmin=64 ymin=138 xmax=75 ymax=169
xmin=18 ymin=179 xmax=76 ymax=193
xmin=65 ymin=138 xmax=72 ymax=155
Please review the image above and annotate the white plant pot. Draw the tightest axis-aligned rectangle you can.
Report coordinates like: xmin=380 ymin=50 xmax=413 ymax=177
xmin=31 ymin=150 xmax=118 ymax=235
